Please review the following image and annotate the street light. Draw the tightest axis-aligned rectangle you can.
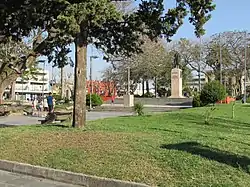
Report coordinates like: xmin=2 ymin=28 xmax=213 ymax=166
xmin=38 ymin=60 xmax=46 ymax=107
xmin=89 ymin=55 xmax=98 ymax=110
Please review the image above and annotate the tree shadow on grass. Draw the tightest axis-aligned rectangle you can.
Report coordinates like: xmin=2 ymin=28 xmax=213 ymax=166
xmin=178 ymin=112 xmax=250 ymax=130
xmin=35 ymin=124 xmax=71 ymax=128
xmin=0 ymin=124 xmax=17 ymax=128
xmin=161 ymin=141 xmax=250 ymax=174
xmin=149 ymin=127 xmax=182 ymax=134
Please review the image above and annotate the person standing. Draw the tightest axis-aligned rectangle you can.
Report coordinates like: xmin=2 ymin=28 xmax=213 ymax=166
xmin=47 ymin=92 xmax=54 ymax=113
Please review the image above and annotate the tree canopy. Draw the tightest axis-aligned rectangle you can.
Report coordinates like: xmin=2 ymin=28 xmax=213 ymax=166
xmin=0 ymin=0 xmax=215 ymax=127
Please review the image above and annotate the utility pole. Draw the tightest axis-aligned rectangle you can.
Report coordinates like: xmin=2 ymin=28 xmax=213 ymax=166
xmin=127 ymin=66 xmax=130 ymax=95
xmin=219 ymin=33 xmax=223 ymax=85
xmin=199 ymin=37 xmax=202 ymax=92
xmin=51 ymin=64 xmax=54 ymax=94
xmin=89 ymin=55 xmax=98 ymax=110
xmin=244 ymin=31 xmax=247 ymax=103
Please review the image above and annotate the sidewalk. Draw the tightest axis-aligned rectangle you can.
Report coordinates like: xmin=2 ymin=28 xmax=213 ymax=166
xmin=0 ymin=170 xmax=81 ymax=187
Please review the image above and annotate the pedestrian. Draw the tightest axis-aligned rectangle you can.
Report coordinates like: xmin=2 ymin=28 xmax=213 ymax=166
xmin=47 ymin=92 xmax=54 ymax=113
xmin=43 ymin=97 xmax=48 ymax=111
xmin=111 ymin=95 xmax=115 ymax=105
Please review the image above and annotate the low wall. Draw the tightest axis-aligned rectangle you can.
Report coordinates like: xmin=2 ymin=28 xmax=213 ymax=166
xmin=106 ymin=97 xmax=193 ymax=106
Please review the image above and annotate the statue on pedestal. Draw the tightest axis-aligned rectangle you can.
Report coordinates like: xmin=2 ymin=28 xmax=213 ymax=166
xmin=173 ymin=51 xmax=181 ymax=69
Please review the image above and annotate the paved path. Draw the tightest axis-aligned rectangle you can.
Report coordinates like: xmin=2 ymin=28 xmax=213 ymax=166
xmin=0 ymin=170 xmax=81 ymax=187
xmin=0 ymin=112 xmax=132 ymax=126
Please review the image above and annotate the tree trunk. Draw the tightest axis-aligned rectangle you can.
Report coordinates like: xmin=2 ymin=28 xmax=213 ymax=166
xmin=10 ymin=81 xmax=16 ymax=100
xmin=146 ymin=80 xmax=150 ymax=94
xmin=60 ymin=67 xmax=64 ymax=99
xmin=72 ymin=33 xmax=87 ymax=128
xmin=0 ymin=89 xmax=4 ymax=104
xmin=154 ymin=77 xmax=157 ymax=97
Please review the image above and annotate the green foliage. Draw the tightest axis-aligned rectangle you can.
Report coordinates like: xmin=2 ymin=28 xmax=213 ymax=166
xmin=200 ymin=81 xmax=227 ymax=106
xmin=133 ymin=102 xmax=144 ymax=116
xmin=246 ymin=97 xmax=250 ymax=103
xmin=64 ymin=97 xmax=70 ymax=104
xmin=86 ymin=94 xmax=103 ymax=107
xmin=53 ymin=94 xmax=62 ymax=101
xmin=204 ymin=106 xmax=216 ymax=125
xmin=142 ymin=92 xmax=154 ymax=98
xmin=192 ymin=94 xmax=201 ymax=108
xmin=183 ymin=87 xmax=192 ymax=96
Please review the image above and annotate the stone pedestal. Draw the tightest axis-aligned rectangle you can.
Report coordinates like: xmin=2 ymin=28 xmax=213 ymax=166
xmin=169 ymin=68 xmax=184 ymax=98
xmin=123 ymin=94 xmax=134 ymax=107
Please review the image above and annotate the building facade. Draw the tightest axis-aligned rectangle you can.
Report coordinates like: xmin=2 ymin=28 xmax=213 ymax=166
xmin=4 ymin=69 xmax=51 ymax=101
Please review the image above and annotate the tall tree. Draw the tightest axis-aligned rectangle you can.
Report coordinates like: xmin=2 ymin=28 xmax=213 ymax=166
xmin=1 ymin=0 xmax=215 ymax=127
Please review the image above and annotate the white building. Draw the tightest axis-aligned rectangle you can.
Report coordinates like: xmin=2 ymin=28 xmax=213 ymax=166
xmin=4 ymin=69 xmax=51 ymax=101
xmin=134 ymin=80 xmax=156 ymax=96
xmin=186 ymin=73 xmax=208 ymax=91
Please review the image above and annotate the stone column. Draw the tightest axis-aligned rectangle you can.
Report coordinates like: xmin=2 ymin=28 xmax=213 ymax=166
xmin=123 ymin=94 xmax=134 ymax=107
xmin=169 ymin=68 xmax=184 ymax=98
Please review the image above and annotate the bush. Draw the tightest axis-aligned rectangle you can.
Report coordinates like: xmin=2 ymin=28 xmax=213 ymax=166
xmin=200 ymin=81 xmax=227 ymax=106
xmin=64 ymin=97 xmax=70 ymax=104
xmin=183 ymin=87 xmax=192 ymax=97
xmin=246 ymin=97 xmax=250 ymax=103
xmin=53 ymin=94 xmax=62 ymax=101
xmin=86 ymin=94 xmax=103 ymax=106
xmin=133 ymin=102 xmax=144 ymax=116
xmin=142 ymin=92 xmax=154 ymax=98
xmin=192 ymin=94 xmax=201 ymax=107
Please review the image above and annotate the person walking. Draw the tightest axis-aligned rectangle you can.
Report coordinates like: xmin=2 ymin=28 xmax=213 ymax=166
xmin=47 ymin=92 xmax=54 ymax=113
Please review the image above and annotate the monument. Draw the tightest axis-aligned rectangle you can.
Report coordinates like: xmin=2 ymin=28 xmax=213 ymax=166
xmin=169 ymin=52 xmax=184 ymax=98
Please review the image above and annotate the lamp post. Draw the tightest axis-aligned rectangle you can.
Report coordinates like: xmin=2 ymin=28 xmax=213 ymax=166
xmin=89 ymin=55 xmax=98 ymax=110
xmin=21 ymin=75 xmax=24 ymax=104
xmin=38 ymin=60 xmax=46 ymax=107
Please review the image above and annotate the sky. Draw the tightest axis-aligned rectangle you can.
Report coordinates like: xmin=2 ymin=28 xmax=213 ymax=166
xmin=41 ymin=0 xmax=250 ymax=82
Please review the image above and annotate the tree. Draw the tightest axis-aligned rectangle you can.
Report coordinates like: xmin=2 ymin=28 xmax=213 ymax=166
xmin=209 ymin=31 xmax=250 ymax=95
xmin=0 ymin=38 xmax=36 ymax=103
xmin=200 ymin=81 xmax=227 ymax=105
xmin=1 ymin=0 xmax=215 ymax=128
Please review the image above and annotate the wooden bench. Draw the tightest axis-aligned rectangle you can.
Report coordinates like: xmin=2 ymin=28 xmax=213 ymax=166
xmin=39 ymin=111 xmax=72 ymax=124
xmin=23 ymin=109 xmax=33 ymax=116
xmin=0 ymin=110 xmax=10 ymax=116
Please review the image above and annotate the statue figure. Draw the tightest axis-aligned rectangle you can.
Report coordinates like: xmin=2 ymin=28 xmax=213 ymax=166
xmin=173 ymin=51 xmax=181 ymax=69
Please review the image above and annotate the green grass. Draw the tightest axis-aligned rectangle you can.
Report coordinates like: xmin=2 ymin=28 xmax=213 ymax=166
xmin=0 ymin=104 xmax=250 ymax=186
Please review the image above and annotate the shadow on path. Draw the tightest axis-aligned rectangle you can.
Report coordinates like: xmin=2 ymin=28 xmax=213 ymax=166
xmin=161 ymin=141 xmax=250 ymax=174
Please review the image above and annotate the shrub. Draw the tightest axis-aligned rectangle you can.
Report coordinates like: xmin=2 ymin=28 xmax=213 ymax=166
xmin=64 ymin=97 xmax=70 ymax=104
xmin=86 ymin=94 xmax=103 ymax=106
xmin=53 ymin=94 xmax=62 ymax=101
xmin=142 ymin=92 xmax=154 ymax=98
xmin=200 ymin=81 xmax=226 ymax=106
xmin=183 ymin=87 xmax=192 ymax=97
xmin=192 ymin=94 xmax=201 ymax=107
xmin=204 ymin=106 xmax=216 ymax=125
xmin=246 ymin=97 xmax=250 ymax=103
xmin=133 ymin=102 xmax=144 ymax=116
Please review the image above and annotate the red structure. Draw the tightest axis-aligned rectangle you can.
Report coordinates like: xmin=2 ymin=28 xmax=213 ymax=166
xmin=217 ymin=96 xmax=236 ymax=104
xmin=86 ymin=81 xmax=116 ymax=101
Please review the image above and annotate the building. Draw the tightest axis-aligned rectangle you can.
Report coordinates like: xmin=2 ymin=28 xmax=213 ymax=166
xmin=4 ymin=69 xmax=51 ymax=101
xmin=186 ymin=73 xmax=209 ymax=91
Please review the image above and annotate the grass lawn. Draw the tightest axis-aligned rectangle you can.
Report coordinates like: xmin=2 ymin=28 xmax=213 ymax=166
xmin=0 ymin=104 xmax=250 ymax=186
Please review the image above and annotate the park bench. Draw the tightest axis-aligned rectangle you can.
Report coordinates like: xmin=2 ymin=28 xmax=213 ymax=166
xmin=0 ymin=105 xmax=10 ymax=116
xmin=23 ymin=109 xmax=33 ymax=116
xmin=0 ymin=110 xmax=10 ymax=116
xmin=39 ymin=111 xmax=72 ymax=124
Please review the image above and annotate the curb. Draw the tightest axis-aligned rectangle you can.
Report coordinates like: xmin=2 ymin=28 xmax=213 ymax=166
xmin=0 ymin=160 xmax=150 ymax=187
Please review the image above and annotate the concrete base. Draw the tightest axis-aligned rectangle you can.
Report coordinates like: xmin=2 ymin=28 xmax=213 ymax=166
xmin=123 ymin=94 xmax=134 ymax=107
xmin=168 ymin=95 xmax=186 ymax=99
